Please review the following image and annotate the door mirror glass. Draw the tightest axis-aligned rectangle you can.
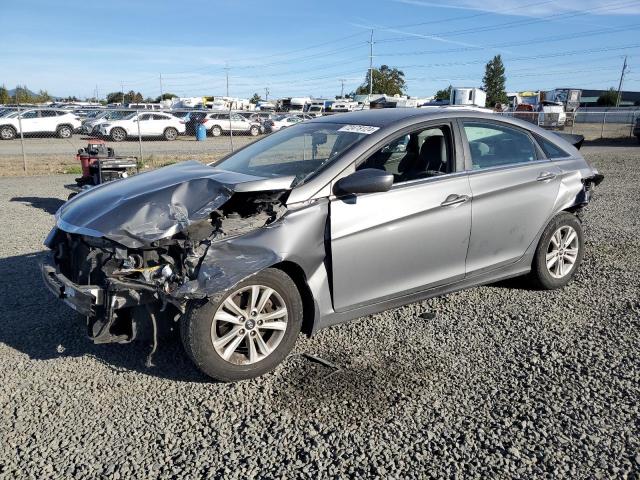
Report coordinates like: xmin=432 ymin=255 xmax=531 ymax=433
xmin=334 ymin=168 xmax=394 ymax=195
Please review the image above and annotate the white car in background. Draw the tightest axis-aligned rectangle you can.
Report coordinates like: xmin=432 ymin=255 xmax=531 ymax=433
xmin=201 ymin=112 xmax=261 ymax=137
xmin=98 ymin=112 xmax=186 ymax=141
xmin=263 ymin=114 xmax=303 ymax=133
xmin=0 ymin=109 xmax=81 ymax=140
xmin=82 ymin=110 xmax=130 ymax=135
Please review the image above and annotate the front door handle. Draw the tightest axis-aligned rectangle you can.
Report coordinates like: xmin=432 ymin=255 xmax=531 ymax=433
xmin=441 ymin=194 xmax=470 ymax=207
xmin=537 ymin=171 xmax=557 ymax=182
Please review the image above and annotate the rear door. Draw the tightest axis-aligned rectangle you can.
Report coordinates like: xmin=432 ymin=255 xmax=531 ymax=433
xmin=40 ymin=110 xmax=61 ymax=132
xmin=231 ymin=113 xmax=249 ymax=132
xmin=330 ymin=122 xmax=472 ymax=311
xmin=460 ymin=119 xmax=561 ymax=274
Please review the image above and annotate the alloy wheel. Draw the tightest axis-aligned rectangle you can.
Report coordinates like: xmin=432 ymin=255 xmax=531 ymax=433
xmin=546 ymin=226 xmax=579 ymax=279
xmin=1 ymin=127 xmax=15 ymax=140
xmin=210 ymin=285 xmax=288 ymax=365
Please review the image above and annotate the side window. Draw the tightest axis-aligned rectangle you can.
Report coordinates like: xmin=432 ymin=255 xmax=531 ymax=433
xmin=139 ymin=114 xmax=152 ymax=121
xmin=40 ymin=110 xmax=58 ymax=117
xmin=21 ymin=110 xmax=39 ymax=119
xmin=357 ymin=125 xmax=453 ymax=183
xmin=536 ymin=135 xmax=570 ymax=159
xmin=152 ymin=114 xmax=167 ymax=120
xmin=463 ymin=122 xmax=537 ymax=170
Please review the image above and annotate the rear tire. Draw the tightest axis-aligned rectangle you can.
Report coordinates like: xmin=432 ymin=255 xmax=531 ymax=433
xmin=56 ymin=125 xmax=73 ymax=139
xmin=529 ymin=212 xmax=584 ymax=290
xmin=110 ymin=127 xmax=126 ymax=142
xmin=181 ymin=268 xmax=303 ymax=382
xmin=163 ymin=127 xmax=178 ymax=141
xmin=211 ymin=125 xmax=222 ymax=137
xmin=0 ymin=125 xmax=16 ymax=140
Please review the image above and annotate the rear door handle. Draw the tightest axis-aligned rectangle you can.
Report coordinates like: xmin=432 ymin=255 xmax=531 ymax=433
xmin=537 ymin=171 xmax=557 ymax=182
xmin=441 ymin=194 xmax=470 ymax=207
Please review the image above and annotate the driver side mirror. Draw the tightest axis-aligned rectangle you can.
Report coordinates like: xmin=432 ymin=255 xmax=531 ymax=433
xmin=334 ymin=168 xmax=394 ymax=195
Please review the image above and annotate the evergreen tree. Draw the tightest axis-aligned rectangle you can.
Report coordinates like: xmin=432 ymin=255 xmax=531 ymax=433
xmin=482 ymin=55 xmax=508 ymax=107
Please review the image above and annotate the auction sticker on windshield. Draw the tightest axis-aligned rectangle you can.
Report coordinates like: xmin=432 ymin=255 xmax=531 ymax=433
xmin=338 ymin=125 xmax=380 ymax=134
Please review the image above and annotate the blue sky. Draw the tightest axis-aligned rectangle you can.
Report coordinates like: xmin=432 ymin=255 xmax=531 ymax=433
xmin=1 ymin=0 xmax=639 ymax=99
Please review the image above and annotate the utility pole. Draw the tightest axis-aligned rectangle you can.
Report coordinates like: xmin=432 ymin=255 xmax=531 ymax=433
xmin=121 ymin=81 xmax=125 ymax=106
xmin=615 ymin=55 xmax=628 ymax=107
xmin=159 ymin=73 xmax=163 ymax=102
xmin=224 ymin=64 xmax=230 ymax=98
xmin=368 ymin=30 xmax=374 ymax=106
xmin=339 ymin=79 xmax=345 ymax=98
xmin=264 ymin=87 xmax=270 ymax=101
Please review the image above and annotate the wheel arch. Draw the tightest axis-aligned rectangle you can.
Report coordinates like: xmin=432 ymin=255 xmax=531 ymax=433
xmin=271 ymin=260 xmax=316 ymax=336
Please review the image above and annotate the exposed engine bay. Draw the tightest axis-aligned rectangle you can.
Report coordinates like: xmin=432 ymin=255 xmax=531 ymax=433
xmin=44 ymin=189 xmax=288 ymax=347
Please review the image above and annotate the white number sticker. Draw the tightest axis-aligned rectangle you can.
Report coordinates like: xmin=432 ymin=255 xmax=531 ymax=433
xmin=338 ymin=125 xmax=380 ymax=134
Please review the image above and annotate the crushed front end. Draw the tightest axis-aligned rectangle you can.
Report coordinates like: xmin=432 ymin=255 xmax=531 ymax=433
xmin=42 ymin=182 xmax=288 ymax=346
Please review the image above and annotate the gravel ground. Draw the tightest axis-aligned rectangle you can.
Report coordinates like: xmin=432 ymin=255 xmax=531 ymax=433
xmin=0 ymin=147 xmax=639 ymax=479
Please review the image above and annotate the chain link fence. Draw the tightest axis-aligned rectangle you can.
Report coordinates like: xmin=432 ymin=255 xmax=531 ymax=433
xmin=0 ymin=106 xmax=638 ymax=176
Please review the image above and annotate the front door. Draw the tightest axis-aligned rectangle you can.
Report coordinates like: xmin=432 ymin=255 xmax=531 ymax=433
xmin=17 ymin=110 xmax=41 ymax=133
xmin=136 ymin=113 xmax=155 ymax=135
xmin=461 ymin=120 xmax=561 ymax=274
xmin=330 ymin=123 xmax=472 ymax=312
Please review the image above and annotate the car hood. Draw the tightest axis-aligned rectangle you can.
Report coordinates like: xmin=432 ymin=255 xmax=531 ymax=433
xmin=55 ymin=160 xmax=295 ymax=248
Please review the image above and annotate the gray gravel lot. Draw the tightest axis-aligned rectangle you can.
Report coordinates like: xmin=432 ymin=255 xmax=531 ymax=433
xmin=1 ymin=147 xmax=639 ymax=479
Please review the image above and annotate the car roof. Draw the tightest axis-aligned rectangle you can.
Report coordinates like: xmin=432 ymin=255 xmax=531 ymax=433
xmin=309 ymin=108 xmax=555 ymax=131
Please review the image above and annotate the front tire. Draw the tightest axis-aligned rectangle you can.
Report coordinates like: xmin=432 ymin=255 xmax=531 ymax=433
xmin=110 ymin=127 xmax=126 ymax=142
xmin=57 ymin=125 xmax=73 ymax=139
xmin=211 ymin=125 xmax=222 ymax=137
xmin=163 ymin=127 xmax=178 ymax=141
xmin=181 ymin=268 xmax=303 ymax=382
xmin=529 ymin=212 xmax=584 ymax=289
xmin=250 ymin=126 xmax=259 ymax=136
xmin=0 ymin=125 xmax=16 ymax=140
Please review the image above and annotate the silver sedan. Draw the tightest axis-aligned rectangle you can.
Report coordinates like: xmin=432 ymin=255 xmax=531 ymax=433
xmin=43 ymin=109 xmax=603 ymax=381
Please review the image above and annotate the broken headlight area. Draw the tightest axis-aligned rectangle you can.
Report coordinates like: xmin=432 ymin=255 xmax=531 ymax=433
xmin=44 ymin=190 xmax=288 ymax=345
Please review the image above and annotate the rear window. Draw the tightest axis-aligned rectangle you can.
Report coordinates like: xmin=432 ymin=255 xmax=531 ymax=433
xmin=537 ymin=135 xmax=570 ymax=159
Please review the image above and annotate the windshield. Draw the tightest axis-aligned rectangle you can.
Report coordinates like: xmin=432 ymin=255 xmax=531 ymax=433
xmin=211 ymin=122 xmax=370 ymax=185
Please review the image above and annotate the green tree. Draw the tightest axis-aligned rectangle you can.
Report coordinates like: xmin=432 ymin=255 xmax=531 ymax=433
xmin=482 ymin=55 xmax=508 ymax=107
xmin=0 ymin=85 xmax=9 ymax=104
xmin=355 ymin=65 xmax=406 ymax=96
xmin=596 ymin=88 xmax=618 ymax=107
xmin=106 ymin=91 xmax=124 ymax=104
xmin=249 ymin=93 xmax=262 ymax=104
xmin=13 ymin=85 xmax=33 ymax=103
xmin=36 ymin=90 xmax=51 ymax=103
xmin=434 ymin=85 xmax=452 ymax=101
xmin=156 ymin=93 xmax=177 ymax=102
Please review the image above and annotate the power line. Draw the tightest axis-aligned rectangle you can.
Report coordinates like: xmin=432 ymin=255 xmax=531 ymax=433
xmin=377 ymin=0 xmax=639 ymax=43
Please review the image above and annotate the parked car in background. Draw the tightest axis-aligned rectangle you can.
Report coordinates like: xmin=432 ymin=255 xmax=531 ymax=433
xmin=171 ymin=110 xmax=200 ymax=135
xmin=42 ymin=109 xmax=603 ymax=381
xmin=98 ymin=112 xmax=185 ymax=141
xmin=201 ymin=112 xmax=261 ymax=136
xmin=127 ymin=103 xmax=163 ymax=110
xmin=263 ymin=114 xmax=303 ymax=133
xmin=73 ymin=107 xmax=103 ymax=119
xmin=82 ymin=110 xmax=130 ymax=135
xmin=0 ymin=107 xmax=19 ymax=117
xmin=0 ymin=109 xmax=81 ymax=139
